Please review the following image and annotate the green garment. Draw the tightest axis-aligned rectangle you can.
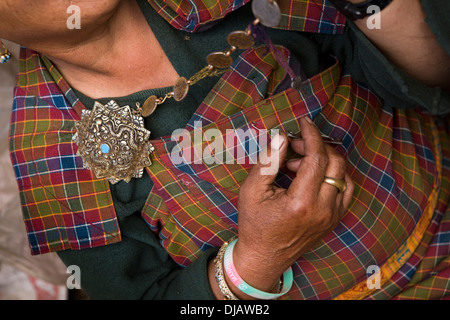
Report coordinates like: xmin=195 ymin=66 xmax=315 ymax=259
xmin=58 ymin=0 xmax=450 ymax=299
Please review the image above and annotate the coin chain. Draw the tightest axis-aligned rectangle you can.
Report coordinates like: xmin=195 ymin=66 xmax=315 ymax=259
xmin=139 ymin=0 xmax=282 ymax=117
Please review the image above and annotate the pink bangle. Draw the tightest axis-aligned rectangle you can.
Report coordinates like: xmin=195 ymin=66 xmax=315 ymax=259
xmin=223 ymin=238 xmax=293 ymax=300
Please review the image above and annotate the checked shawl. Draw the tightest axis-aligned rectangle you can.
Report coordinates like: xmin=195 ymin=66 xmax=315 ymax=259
xmin=9 ymin=0 xmax=450 ymax=300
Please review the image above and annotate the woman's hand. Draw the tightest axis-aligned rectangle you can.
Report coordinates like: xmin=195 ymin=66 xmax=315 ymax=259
xmin=229 ymin=116 xmax=354 ymax=297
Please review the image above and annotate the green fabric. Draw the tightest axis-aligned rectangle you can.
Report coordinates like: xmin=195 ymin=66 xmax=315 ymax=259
xmin=58 ymin=0 xmax=450 ymax=300
xmin=59 ymin=195 xmax=218 ymax=299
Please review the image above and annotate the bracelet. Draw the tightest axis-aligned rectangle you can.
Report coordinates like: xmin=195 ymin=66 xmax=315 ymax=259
xmin=223 ymin=238 xmax=293 ymax=300
xmin=214 ymin=239 xmax=239 ymax=300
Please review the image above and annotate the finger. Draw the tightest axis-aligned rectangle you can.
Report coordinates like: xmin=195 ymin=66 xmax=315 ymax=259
xmin=286 ymin=117 xmax=328 ymax=199
xmin=288 ymin=137 xmax=348 ymax=206
xmin=325 ymin=173 xmax=351 ymax=231
xmin=286 ymin=157 xmax=302 ymax=172
xmin=319 ymin=144 xmax=348 ymax=201
xmin=289 ymin=138 xmax=305 ymax=156
xmin=333 ymin=172 xmax=353 ymax=221
xmin=285 ymin=138 xmax=304 ymax=172
xmin=342 ymin=172 xmax=354 ymax=210
xmin=243 ymin=132 xmax=288 ymax=195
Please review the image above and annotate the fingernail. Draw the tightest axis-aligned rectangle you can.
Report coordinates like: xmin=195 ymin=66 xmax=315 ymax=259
xmin=287 ymin=131 xmax=303 ymax=140
xmin=271 ymin=134 xmax=284 ymax=150
xmin=303 ymin=116 xmax=314 ymax=125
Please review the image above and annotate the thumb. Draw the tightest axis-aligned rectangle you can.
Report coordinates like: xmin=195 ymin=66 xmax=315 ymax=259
xmin=245 ymin=132 xmax=288 ymax=191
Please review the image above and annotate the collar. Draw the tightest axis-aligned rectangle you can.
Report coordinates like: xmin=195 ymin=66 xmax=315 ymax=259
xmin=145 ymin=0 xmax=346 ymax=33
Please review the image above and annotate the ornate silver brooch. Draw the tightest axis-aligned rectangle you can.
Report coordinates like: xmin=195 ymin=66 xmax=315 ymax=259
xmin=72 ymin=100 xmax=155 ymax=184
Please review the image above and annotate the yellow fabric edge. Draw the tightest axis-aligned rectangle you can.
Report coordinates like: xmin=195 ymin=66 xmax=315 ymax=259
xmin=334 ymin=118 xmax=442 ymax=300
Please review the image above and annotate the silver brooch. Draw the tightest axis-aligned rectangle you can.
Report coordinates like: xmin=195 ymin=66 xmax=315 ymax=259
xmin=73 ymin=100 xmax=155 ymax=184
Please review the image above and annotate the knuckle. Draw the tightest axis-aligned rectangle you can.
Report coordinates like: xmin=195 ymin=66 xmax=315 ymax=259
xmin=336 ymin=156 xmax=347 ymax=170
xmin=315 ymin=209 xmax=335 ymax=228
xmin=288 ymin=199 xmax=309 ymax=214
xmin=328 ymin=151 xmax=346 ymax=168
xmin=287 ymin=201 xmax=302 ymax=214
xmin=309 ymin=152 xmax=328 ymax=169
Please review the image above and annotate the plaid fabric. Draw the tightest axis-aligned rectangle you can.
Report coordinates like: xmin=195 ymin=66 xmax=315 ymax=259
xmin=9 ymin=51 xmax=121 ymax=255
xmin=141 ymin=45 xmax=450 ymax=300
xmin=364 ymin=118 xmax=450 ymax=300
xmin=9 ymin=0 xmax=450 ymax=299
xmin=147 ymin=0 xmax=346 ymax=33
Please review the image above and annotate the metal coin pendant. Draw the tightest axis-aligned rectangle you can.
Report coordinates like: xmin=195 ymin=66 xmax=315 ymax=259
xmin=142 ymin=95 xmax=159 ymax=117
xmin=227 ymin=31 xmax=255 ymax=50
xmin=72 ymin=100 xmax=155 ymax=184
xmin=173 ymin=77 xmax=190 ymax=101
xmin=252 ymin=0 xmax=282 ymax=28
xmin=206 ymin=52 xmax=234 ymax=69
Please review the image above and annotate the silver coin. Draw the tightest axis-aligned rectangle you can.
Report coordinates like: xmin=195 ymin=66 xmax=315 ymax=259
xmin=251 ymin=0 xmax=281 ymax=28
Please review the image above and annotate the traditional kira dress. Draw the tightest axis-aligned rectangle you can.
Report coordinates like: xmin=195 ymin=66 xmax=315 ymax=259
xmin=9 ymin=0 xmax=450 ymax=299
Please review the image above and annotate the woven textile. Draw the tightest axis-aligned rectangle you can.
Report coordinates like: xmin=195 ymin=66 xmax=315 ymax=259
xmin=9 ymin=52 xmax=121 ymax=255
xmin=140 ymin=46 xmax=450 ymax=299
xmin=9 ymin=0 xmax=450 ymax=299
xmin=147 ymin=0 xmax=346 ymax=33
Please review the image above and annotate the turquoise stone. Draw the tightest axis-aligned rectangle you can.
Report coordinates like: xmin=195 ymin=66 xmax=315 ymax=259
xmin=100 ymin=144 xmax=110 ymax=154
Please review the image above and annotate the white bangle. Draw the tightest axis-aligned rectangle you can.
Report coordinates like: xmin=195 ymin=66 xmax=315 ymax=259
xmin=223 ymin=238 xmax=293 ymax=300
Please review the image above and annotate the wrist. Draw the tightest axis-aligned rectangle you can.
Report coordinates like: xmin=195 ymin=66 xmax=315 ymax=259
xmin=228 ymin=239 xmax=286 ymax=299
xmin=232 ymin=239 xmax=285 ymax=292
xmin=210 ymin=238 xmax=293 ymax=300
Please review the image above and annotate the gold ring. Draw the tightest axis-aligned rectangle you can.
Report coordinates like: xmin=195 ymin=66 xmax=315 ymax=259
xmin=323 ymin=176 xmax=347 ymax=193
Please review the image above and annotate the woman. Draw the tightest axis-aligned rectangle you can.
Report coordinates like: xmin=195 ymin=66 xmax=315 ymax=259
xmin=4 ymin=0 xmax=450 ymax=299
